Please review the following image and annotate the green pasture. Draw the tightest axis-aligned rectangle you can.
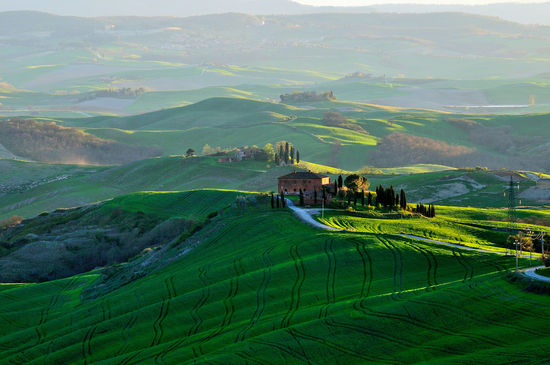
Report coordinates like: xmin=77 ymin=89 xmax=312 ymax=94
xmin=318 ymin=206 xmax=550 ymax=253
xmin=0 ymin=191 xmax=548 ymax=363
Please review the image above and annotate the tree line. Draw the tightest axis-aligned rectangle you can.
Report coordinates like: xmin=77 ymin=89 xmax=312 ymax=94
xmin=334 ymin=174 xmax=436 ymax=217
xmin=280 ymin=91 xmax=336 ymax=103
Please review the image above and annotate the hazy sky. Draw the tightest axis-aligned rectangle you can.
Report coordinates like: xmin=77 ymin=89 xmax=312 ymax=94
xmin=295 ymin=0 xmax=549 ymax=5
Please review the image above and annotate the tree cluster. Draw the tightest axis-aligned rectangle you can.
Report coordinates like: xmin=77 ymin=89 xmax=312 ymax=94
xmin=274 ymin=141 xmax=300 ymax=166
xmin=413 ymin=203 xmax=436 ymax=218
xmin=280 ymin=91 xmax=336 ymax=103
xmin=78 ymin=87 xmax=147 ymax=102
xmin=374 ymin=185 xmax=406 ymax=209
xmin=270 ymin=192 xmax=286 ymax=209
xmin=322 ymin=111 xmax=368 ymax=134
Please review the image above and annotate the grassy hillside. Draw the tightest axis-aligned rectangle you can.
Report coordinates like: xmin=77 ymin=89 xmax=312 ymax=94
xmin=1 ymin=190 xmax=548 ymax=363
xmin=0 ymin=155 xmax=547 ymax=221
xmin=47 ymin=97 xmax=550 ymax=172
xmin=318 ymin=205 xmax=550 ymax=253
xmin=0 ymin=190 xmax=244 ymax=282
xmin=0 ymin=118 xmax=161 ymax=164
xmin=0 ymin=156 xmax=297 ymax=220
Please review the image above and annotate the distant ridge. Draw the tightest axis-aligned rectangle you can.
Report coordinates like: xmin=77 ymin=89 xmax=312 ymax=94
xmin=1 ymin=0 xmax=550 ymax=24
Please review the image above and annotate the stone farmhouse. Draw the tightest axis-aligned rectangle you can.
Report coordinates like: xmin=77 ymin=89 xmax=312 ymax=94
xmin=278 ymin=170 xmax=335 ymax=204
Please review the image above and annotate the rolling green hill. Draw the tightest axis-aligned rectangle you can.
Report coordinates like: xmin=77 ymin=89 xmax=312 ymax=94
xmin=48 ymin=97 xmax=550 ymax=172
xmin=0 ymin=190 xmax=548 ymax=363
xmin=0 ymin=155 xmax=547 ymax=222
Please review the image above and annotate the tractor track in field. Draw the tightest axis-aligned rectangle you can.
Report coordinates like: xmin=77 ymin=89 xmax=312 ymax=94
xmin=151 ymin=277 xmax=178 ymax=350
xmin=409 ymin=295 xmax=541 ymax=337
xmin=195 ymin=258 xmax=242 ymax=356
xmin=354 ymin=298 xmax=503 ymax=348
xmin=235 ymin=248 xmax=274 ymax=343
xmin=280 ymin=245 xmax=306 ymax=329
xmin=381 ymin=237 xmax=405 ymax=294
xmin=251 ymin=338 xmax=311 ymax=364
xmin=378 ymin=237 xmax=401 ymax=299
xmin=353 ymin=239 xmax=373 ymax=299
xmin=289 ymin=327 xmax=390 ymax=363
xmin=235 ymin=350 xmax=269 ymax=365
xmin=459 ymin=251 xmax=475 ymax=283
xmin=119 ymin=349 xmax=145 ymax=365
xmin=452 ymin=251 xmax=470 ymax=283
xmin=326 ymin=318 xmax=463 ymax=357
xmin=287 ymin=328 xmax=314 ymax=365
xmin=319 ymin=239 xmax=336 ymax=319
xmin=117 ymin=315 xmax=138 ymax=356
xmin=81 ymin=325 xmax=97 ymax=365
xmin=454 ymin=283 xmax=550 ymax=324
xmin=34 ymin=276 xmax=80 ymax=347
xmin=188 ymin=267 xmax=210 ymax=338
xmin=402 ymin=239 xmax=439 ymax=288
xmin=151 ymin=299 xmax=170 ymax=347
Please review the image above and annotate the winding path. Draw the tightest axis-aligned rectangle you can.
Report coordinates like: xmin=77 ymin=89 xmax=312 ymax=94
xmin=287 ymin=201 xmax=548 ymax=282
xmin=523 ymin=266 xmax=550 ymax=283
xmin=286 ymin=199 xmax=341 ymax=231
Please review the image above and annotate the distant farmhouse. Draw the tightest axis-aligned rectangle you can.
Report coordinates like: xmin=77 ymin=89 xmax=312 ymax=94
xmin=217 ymin=147 xmax=266 ymax=163
xmin=278 ymin=170 xmax=335 ymax=204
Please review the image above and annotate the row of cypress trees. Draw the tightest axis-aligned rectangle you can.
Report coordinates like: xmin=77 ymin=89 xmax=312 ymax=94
xmin=413 ymin=203 xmax=436 ymax=218
xmin=270 ymin=192 xmax=287 ymax=208
xmin=275 ymin=142 xmax=300 ymax=166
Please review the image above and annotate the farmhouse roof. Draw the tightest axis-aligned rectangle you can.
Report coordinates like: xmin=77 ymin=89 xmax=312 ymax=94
xmin=278 ymin=170 xmax=329 ymax=180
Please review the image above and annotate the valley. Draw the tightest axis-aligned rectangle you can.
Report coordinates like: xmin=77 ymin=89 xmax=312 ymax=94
xmin=1 ymin=7 xmax=550 ymax=365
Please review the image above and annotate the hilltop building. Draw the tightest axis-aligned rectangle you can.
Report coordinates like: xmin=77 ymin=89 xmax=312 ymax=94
xmin=278 ymin=170 xmax=335 ymax=204
xmin=217 ymin=147 xmax=266 ymax=163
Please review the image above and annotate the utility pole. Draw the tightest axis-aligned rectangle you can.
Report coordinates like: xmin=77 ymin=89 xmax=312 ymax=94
xmin=515 ymin=239 xmax=519 ymax=272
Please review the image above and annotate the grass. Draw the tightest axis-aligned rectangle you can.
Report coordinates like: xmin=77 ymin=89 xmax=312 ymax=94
xmin=317 ymin=205 xmax=550 ymax=253
xmin=100 ymin=189 xmax=247 ymax=219
xmin=535 ymin=267 xmax=550 ymax=278
xmin=1 ymin=155 xmax=547 ymax=221
xmin=0 ymin=190 xmax=547 ymax=363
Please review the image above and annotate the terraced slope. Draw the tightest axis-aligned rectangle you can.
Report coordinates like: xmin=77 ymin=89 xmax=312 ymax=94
xmin=0 ymin=193 xmax=548 ymax=363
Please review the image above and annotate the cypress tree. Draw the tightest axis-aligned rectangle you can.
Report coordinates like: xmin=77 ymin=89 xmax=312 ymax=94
xmin=296 ymin=150 xmax=300 ymax=164
xmin=284 ymin=142 xmax=290 ymax=164
xmin=281 ymin=191 xmax=286 ymax=208
xmin=271 ymin=193 xmax=274 ymax=209
xmin=368 ymin=192 xmax=372 ymax=206
xmin=279 ymin=144 xmax=284 ymax=162
xmin=338 ymin=175 xmax=343 ymax=189
xmin=347 ymin=191 xmax=352 ymax=205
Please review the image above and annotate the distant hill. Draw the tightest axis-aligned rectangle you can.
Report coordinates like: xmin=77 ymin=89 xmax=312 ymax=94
xmin=0 ymin=0 xmax=308 ymax=17
xmin=0 ymin=118 xmax=161 ymax=165
xmin=2 ymin=1 xmax=550 ymax=24
xmin=56 ymin=97 xmax=550 ymax=173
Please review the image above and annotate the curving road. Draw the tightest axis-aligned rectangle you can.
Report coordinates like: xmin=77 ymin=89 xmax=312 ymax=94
xmin=287 ymin=201 xmax=549 ymax=282
xmin=523 ymin=266 xmax=550 ymax=283
xmin=285 ymin=199 xmax=341 ymax=231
